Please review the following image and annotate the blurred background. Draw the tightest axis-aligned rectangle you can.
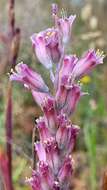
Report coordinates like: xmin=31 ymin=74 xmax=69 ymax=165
xmin=0 ymin=0 xmax=107 ymax=189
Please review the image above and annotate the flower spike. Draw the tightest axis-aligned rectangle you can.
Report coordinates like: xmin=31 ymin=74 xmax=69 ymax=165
xmin=11 ymin=3 xmax=104 ymax=190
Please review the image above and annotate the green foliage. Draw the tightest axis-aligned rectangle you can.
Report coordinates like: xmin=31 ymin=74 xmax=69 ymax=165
xmin=84 ymin=122 xmax=97 ymax=190
xmin=13 ymin=159 xmax=27 ymax=183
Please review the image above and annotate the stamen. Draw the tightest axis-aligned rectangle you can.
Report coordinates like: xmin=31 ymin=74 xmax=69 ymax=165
xmin=96 ymin=49 xmax=105 ymax=58
xmin=45 ymin=31 xmax=55 ymax=40
xmin=7 ymin=68 xmax=15 ymax=76
xmin=61 ymin=8 xmax=67 ymax=19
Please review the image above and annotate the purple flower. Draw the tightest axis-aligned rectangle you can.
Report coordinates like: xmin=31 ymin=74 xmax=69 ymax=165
xmin=56 ymin=124 xmax=80 ymax=155
xmin=36 ymin=117 xmax=51 ymax=143
xmin=71 ymin=49 xmax=104 ymax=80
xmin=31 ymin=28 xmax=62 ymax=69
xmin=10 ymin=62 xmax=49 ymax=92
xmin=55 ymin=75 xmax=71 ymax=109
xmin=42 ymin=97 xmax=58 ymax=134
xmin=35 ymin=142 xmax=46 ymax=162
xmin=59 ymin=55 xmax=78 ymax=79
xmin=56 ymin=54 xmax=78 ymax=95
xmin=38 ymin=161 xmax=54 ymax=190
xmin=61 ymin=84 xmax=83 ymax=115
xmin=57 ymin=15 xmax=76 ymax=44
xmin=58 ymin=156 xmax=73 ymax=188
xmin=44 ymin=137 xmax=60 ymax=175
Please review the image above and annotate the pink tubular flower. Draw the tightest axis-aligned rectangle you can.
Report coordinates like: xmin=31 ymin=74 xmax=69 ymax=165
xmin=57 ymin=15 xmax=76 ymax=44
xmin=62 ymin=84 xmax=82 ymax=115
xmin=35 ymin=142 xmax=46 ymax=162
xmin=59 ymin=55 xmax=78 ymax=79
xmin=38 ymin=161 xmax=54 ymax=190
xmin=10 ymin=62 xmax=49 ymax=92
xmin=44 ymin=137 xmax=60 ymax=175
xmin=55 ymin=75 xmax=71 ymax=109
xmin=36 ymin=117 xmax=51 ymax=143
xmin=58 ymin=156 xmax=73 ymax=187
xmin=56 ymin=124 xmax=80 ymax=155
xmin=31 ymin=28 xmax=62 ymax=69
xmin=71 ymin=49 xmax=104 ymax=80
xmin=42 ymin=97 xmax=58 ymax=134
xmin=56 ymin=54 xmax=78 ymax=94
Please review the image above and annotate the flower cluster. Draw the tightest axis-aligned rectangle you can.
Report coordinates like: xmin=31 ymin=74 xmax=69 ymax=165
xmin=10 ymin=4 xmax=104 ymax=190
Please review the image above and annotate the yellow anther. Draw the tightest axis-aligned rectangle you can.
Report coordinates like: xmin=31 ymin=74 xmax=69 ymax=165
xmin=96 ymin=49 xmax=105 ymax=58
xmin=45 ymin=31 xmax=55 ymax=39
xmin=46 ymin=31 xmax=51 ymax=36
